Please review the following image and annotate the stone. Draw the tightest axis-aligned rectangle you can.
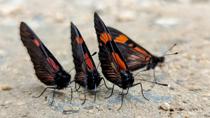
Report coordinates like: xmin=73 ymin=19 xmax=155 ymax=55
xmin=62 ymin=106 xmax=80 ymax=114
xmin=159 ymin=102 xmax=170 ymax=111
xmin=0 ymin=85 xmax=12 ymax=91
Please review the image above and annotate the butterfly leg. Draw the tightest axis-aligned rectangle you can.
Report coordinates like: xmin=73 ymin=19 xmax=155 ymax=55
xmin=124 ymin=88 xmax=129 ymax=95
xmin=105 ymin=84 xmax=114 ymax=99
xmin=50 ymin=88 xmax=56 ymax=106
xmin=148 ymin=69 xmax=168 ymax=91
xmin=117 ymin=89 xmax=128 ymax=110
xmin=132 ymin=83 xmax=149 ymax=101
xmin=139 ymin=83 xmax=149 ymax=101
xmin=32 ymin=87 xmax=55 ymax=98
xmin=145 ymin=70 xmax=157 ymax=92
xmin=102 ymin=77 xmax=111 ymax=90
xmin=81 ymin=89 xmax=87 ymax=105
xmin=70 ymin=87 xmax=73 ymax=103
xmin=94 ymin=84 xmax=97 ymax=102
xmin=153 ymin=69 xmax=168 ymax=86
xmin=75 ymin=84 xmax=81 ymax=92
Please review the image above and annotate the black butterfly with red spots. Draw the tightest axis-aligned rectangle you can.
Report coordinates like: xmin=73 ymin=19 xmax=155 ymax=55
xmin=19 ymin=22 xmax=71 ymax=100
xmin=94 ymin=13 xmax=149 ymax=110
xmin=70 ymin=22 xmax=102 ymax=103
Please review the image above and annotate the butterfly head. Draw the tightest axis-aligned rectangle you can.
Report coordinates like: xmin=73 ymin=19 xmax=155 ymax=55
xmin=147 ymin=56 xmax=165 ymax=70
xmin=55 ymin=70 xmax=71 ymax=89
xmin=157 ymin=56 xmax=165 ymax=63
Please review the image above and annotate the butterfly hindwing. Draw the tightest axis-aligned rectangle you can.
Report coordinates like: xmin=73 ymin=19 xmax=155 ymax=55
xmin=107 ymin=26 xmax=152 ymax=71
xmin=20 ymin=22 xmax=62 ymax=85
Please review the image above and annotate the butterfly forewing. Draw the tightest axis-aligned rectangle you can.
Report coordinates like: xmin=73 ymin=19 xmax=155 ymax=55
xmin=20 ymin=22 xmax=62 ymax=85
xmin=94 ymin=13 xmax=133 ymax=88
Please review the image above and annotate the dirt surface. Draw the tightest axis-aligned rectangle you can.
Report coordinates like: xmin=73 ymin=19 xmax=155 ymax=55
xmin=0 ymin=0 xmax=210 ymax=118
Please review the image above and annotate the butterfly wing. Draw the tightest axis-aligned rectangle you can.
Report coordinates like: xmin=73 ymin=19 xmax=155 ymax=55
xmin=107 ymin=26 xmax=152 ymax=71
xmin=71 ymin=23 xmax=101 ymax=89
xmin=94 ymin=13 xmax=131 ymax=87
xmin=20 ymin=22 xmax=63 ymax=85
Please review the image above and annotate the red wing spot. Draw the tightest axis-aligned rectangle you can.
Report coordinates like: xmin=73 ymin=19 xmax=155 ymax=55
xmin=33 ymin=39 xmax=41 ymax=47
xmin=76 ymin=37 xmax=84 ymax=44
xmin=47 ymin=58 xmax=59 ymax=72
xmin=84 ymin=53 xmax=94 ymax=70
xmin=47 ymin=76 xmax=54 ymax=81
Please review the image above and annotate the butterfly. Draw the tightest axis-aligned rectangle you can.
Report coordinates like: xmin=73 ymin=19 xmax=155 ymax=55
xmin=107 ymin=26 xmax=177 ymax=86
xmin=94 ymin=13 xmax=149 ymax=110
xmin=70 ymin=22 xmax=103 ymax=104
xmin=19 ymin=22 xmax=71 ymax=103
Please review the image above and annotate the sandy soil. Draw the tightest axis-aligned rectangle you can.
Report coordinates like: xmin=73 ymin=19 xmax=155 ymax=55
xmin=0 ymin=0 xmax=210 ymax=118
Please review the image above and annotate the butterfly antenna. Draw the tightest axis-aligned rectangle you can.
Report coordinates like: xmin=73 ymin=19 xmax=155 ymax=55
xmin=136 ymin=77 xmax=168 ymax=86
xmin=163 ymin=43 xmax=178 ymax=56
xmin=164 ymin=52 xmax=178 ymax=56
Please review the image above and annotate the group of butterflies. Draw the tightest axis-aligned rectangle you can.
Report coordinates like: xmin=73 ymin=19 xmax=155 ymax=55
xmin=19 ymin=12 xmax=178 ymax=110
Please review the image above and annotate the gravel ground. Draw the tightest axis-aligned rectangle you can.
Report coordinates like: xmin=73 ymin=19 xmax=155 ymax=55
xmin=0 ymin=0 xmax=210 ymax=118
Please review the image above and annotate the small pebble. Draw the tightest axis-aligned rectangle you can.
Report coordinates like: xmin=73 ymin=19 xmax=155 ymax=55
xmin=0 ymin=85 xmax=12 ymax=91
xmin=16 ymin=101 xmax=25 ymax=106
xmin=63 ymin=106 xmax=80 ymax=114
xmin=87 ymin=109 xmax=94 ymax=114
xmin=4 ymin=100 xmax=12 ymax=105
xmin=159 ymin=102 xmax=170 ymax=111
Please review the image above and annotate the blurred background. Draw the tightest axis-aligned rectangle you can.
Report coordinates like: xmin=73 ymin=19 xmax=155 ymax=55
xmin=0 ymin=0 xmax=210 ymax=117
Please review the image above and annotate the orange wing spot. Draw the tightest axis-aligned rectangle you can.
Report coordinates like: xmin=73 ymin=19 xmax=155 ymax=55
xmin=33 ymin=39 xmax=40 ymax=47
xmin=100 ymin=32 xmax=112 ymax=44
xmin=112 ymin=52 xmax=126 ymax=70
xmin=84 ymin=53 xmax=94 ymax=70
xmin=114 ymin=35 xmax=128 ymax=44
xmin=76 ymin=37 xmax=84 ymax=44
xmin=47 ymin=57 xmax=59 ymax=72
